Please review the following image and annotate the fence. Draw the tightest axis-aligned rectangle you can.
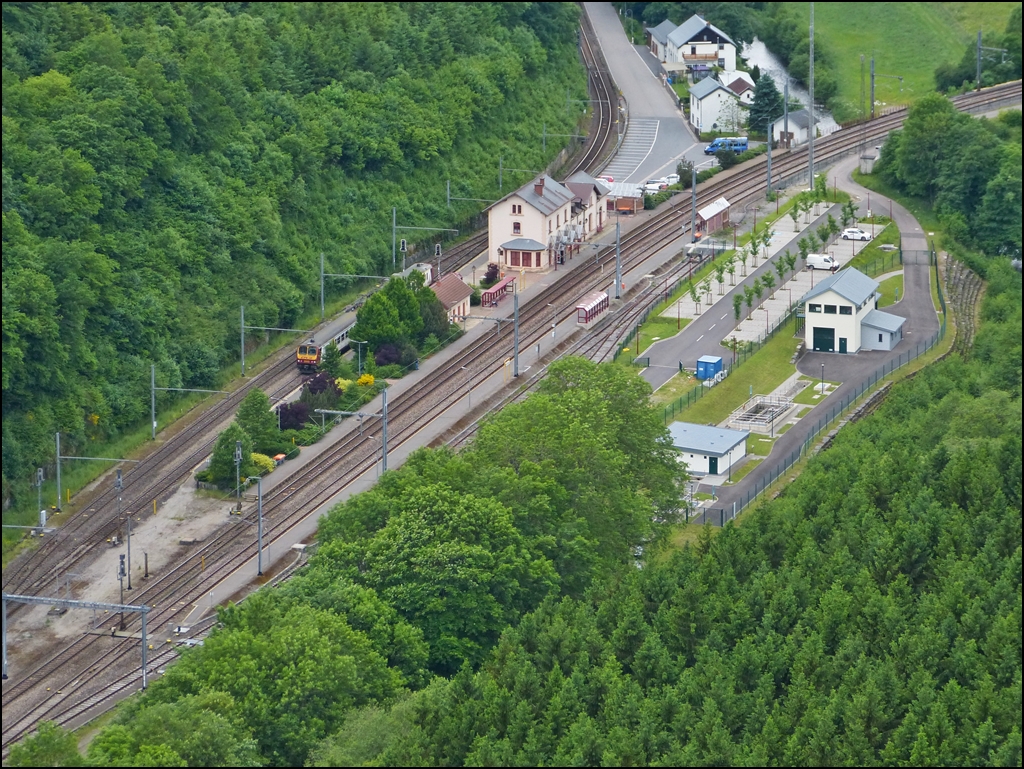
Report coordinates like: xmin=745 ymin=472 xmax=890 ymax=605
xmin=661 ymin=305 xmax=799 ymax=423
xmin=696 ymin=315 xmax=946 ymax=526
xmin=855 ymin=249 xmax=903 ymax=278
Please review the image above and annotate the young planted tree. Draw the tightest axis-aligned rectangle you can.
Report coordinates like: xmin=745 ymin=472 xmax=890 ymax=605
xmin=802 ymin=195 xmax=814 ymax=224
xmin=841 ymin=199 xmax=858 ymax=228
xmin=726 ymin=256 xmax=737 ymax=285
xmin=798 ymin=237 xmax=811 ymax=265
xmin=753 ymin=277 xmax=765 ymax=304
xmin=733 ymin=293 xmax=744 ymax=321
xmin=749 ymin=240 xmax=759 ymax=269
xmin=715 ymin=262 xmax=726 ymax=295
xmin=738 ymin=247 xmax=749 ymax=277
xmin=817 ymin=222 xmax=832 ymax=249
xmin=789 ymin=203 xmax=801 ymax=231
xmin=785 ymin=251 xmax=797 ymax=274
xmin=689 ymin=281 xmax=701 ymax=314
xmin=743 ymin=284 xmax=756 ymax=319
xmin=775 ymin=254 xmax=788 ymax=286
xmin=827 ymin=213 xmax=840 ymax=243
xmin=701 ymin=278 xmax=713 ymax=304
xmin=815 ymin=172 xmax=829 ymax=202
xmin=762 ymin=271 xmax=776 ymax=299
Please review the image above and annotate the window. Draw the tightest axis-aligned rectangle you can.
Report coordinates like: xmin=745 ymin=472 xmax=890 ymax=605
xmin=809 ymin=304 xmax=822 ymax=313
xmin=509 ymin=251 xmax=521 ymax=267
xmin=839 ymin=306 xmax=852 ymax=315
xmin=879 ymin=334 xmax=883 ymax=342
xmin=512 ymin=222 xmax=521 ymax=235
xmin=824 ymin=305 xmax=837 ymax=314
xmin=549 ymin=220 xmax=552 ymax=233
xmin=556 ymin=214 xmax=560 ymax=227
xmin=511 ymin=204 xmax=522 ymax=215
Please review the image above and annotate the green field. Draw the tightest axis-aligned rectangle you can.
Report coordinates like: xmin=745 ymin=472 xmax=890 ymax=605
xmin=808 ymin=2 xmax=1019 ymax=120
xmin=877 ymin=274 xmax=905 ymax=307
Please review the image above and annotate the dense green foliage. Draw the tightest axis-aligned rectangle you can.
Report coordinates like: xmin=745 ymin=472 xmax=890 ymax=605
xmin=17 ymin=359 xmax=681 ymax=765
xmin=311 ymin=263 xmax=1022 ymax=767
xmin=2 ymin=1 xmax=586 ymax=511
xmin=935 ymin=7 xmax=1023 ymax=91
xmin=876 ymin=96 xmax=1022 ymax=258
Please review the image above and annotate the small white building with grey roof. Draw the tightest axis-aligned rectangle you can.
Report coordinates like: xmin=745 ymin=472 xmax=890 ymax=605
xmin=772 ymin=108 xmax=814 ymax=148
xmin=669 ymin=422 xmax=749 ymax=476
xmin=801 ymin=267 xmax=905 ymax=353
xmin=646 ymin=19 xmax=677 ymax=62
xmin=666 ymin=15 xmax=737 ymax=73
xmin=689 ymin=76 xmax=741 ymax=133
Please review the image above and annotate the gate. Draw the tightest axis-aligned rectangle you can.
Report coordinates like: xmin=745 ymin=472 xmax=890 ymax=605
xmin=901 ymin=249 xmax=932 ymax=265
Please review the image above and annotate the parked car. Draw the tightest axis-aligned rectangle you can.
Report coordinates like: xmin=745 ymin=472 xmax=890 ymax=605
xmin=841 ymin=227 xmax=870 ymax=241
xmin=597 ymin=174 xmax=614 ymax=185
xmin=643 ymin=178 xmax=668 ymax=193
xmin=664 ymin=173 xmax=680 ymax=185
xmin=806 ymin=253 xmax=838 ymax=271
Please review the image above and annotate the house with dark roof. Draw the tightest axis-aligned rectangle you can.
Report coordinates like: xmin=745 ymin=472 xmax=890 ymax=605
xmin=646 ymin=19 xmax=678 ymax=62
xmin=430 ymin=273 xmax=474 ymax=323
xmin=800 ymin=267 xmax=906 ymax=353
xmin=688 ymin=76 xmax=741 ymax=132
xmin=666 ymin=15 xmax=737 ymax=75
xmin=772 ymin=108 xmax=814 ymax=148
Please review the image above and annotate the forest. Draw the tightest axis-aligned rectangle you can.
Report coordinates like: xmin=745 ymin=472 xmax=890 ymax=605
xmin=1 ymin=2 xmax=586 ymax=512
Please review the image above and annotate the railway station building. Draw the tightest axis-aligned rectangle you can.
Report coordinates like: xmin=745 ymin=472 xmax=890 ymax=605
xmin=430 ymin=273 xmax=474 ymax=323
xmin=800 ymin=267 xmax=905 ymax=353
xmin=489 ymin=174 xmax=608 ymax=272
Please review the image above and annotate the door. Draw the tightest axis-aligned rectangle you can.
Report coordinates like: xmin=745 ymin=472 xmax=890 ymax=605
xmin=708 ymin=456 xmax=718 ymax=475
xmin=839 ymin=337 xmax=847 ymax=354
xmin=812 ymin=327 xmax=835 ymax=352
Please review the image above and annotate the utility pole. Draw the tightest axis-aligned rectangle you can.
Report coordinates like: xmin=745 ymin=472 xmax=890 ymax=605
xmin=615 ymin=220 xmax=622 ymax=299
xmin=783 ymin=81 xmax=789 ymax=147
xmin=870 ymin=57 xmax=876 ymax=119
xmin=690 ymin=164 xmax=697 ymax=242
xmin=55 ymin=432 xmax=62 ymax=511
xmin=256 ymin=476 xmax=263 ymax=576
xmin=513 ymin=291 xmax=520 ymax=377
xmin=808 ymin=1 xmax=815 ymax=191
xmin=381 ymin=388 xmax=388 ymax=473
xmin=320 ymin=252 xmax=325 ymax=321
xmin=234 ymin=440 xmax=242 ymax=501
xmin=240 ymin=305 xmax=246 ymax=376
xmin=977 ymin=30 xmax=982 ymax=90
xmin=392 ymin=207 xmax=397 ymax=270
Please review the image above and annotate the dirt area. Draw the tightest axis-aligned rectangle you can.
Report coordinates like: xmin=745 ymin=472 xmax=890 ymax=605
xmin=5 ymin=475 xmax=230 ymax=673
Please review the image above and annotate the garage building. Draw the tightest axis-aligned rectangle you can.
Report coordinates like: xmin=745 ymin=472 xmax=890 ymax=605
xmin=801 ymin=267 xmax=905 ymax=353
xmin=668 ymin=421 xmax=748 ymax=477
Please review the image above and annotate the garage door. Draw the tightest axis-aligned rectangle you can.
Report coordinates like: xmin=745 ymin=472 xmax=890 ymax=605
xmin=812 ymin=327 xmax=835 ymax=352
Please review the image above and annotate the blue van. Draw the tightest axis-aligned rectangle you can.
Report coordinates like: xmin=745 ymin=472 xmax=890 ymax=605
xmin=704 ymin=136 xmax=748 ymax=155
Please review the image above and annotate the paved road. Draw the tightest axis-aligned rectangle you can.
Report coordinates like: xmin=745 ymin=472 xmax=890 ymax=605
xmin=697 ymin=155 xmax=941 ymax=519
xmin=584 ymin=2 xmax=696 ymax=183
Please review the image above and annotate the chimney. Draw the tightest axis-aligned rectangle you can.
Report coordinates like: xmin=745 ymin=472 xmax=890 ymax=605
xmin=534 ymin=177 xmax=544 ymax=196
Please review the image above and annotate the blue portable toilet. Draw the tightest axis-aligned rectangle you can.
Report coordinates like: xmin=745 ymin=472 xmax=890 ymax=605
xmin=696 ymin=355 xmax=723 ymax=380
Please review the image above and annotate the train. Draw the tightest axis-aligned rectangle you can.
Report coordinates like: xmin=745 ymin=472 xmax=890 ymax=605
xmin=295 ymin=323 xmax=355 ymax=372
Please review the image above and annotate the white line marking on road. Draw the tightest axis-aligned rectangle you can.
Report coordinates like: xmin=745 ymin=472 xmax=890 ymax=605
xmin=696 ymin=334 xmax=704 ymax=342
xmin=721 ymin=313 xmax=728 ymax=319
xmin=710 ymin=324 xmax=715 ymax=330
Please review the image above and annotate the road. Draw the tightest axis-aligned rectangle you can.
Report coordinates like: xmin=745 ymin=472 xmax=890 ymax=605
xmin=584 ymin=2 xmax=696 ymax=183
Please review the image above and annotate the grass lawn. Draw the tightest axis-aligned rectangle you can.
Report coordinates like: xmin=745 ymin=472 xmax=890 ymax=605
xmin=670 ymin=316 xmax=801 ymax=426
xmin=672 ymin=81 xmax=689 ymax=100
xmin=652 ymin=369 xmax=699 ymax=406
xmin=796 ymin=406 xmax=813 ymax=418
xmin=778 ymin=422 xmax=793 ymax=434
xmin=638 ymin=317 xmax=691 ymax=355
xmin=793 ymin=381 xmax=841 ymax=405
xmin=877 ymin=274 xmax=904 ymax=307
xmin=726 ymin=456 xmax=764 ymax=484
xmin=809 ymin=2 xmax=1017 ymax=121
xmin=747 ymin=435 xmax=778 ymax=456
xmin=845 ymin=223 xmax=902 ymax=275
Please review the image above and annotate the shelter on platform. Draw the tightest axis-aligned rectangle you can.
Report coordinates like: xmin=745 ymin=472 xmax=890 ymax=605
xmin=576 ymin=291 xmax=609 ymax=324
xmin=696 ymin=196 xmax=730 ymax=236
xmin=481 ymin=275 xmax=516 ymax=307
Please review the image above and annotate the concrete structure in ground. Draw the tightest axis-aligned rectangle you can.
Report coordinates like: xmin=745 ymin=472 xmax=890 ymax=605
xmin=669 ymin=422 xmax=748 ymax=477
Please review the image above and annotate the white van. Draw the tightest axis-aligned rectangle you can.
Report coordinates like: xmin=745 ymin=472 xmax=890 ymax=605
xmin=806 ymin=253 xmax=838 ymax=271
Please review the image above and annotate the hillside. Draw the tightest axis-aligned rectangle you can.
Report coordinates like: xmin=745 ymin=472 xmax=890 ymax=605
xmin=1 ymin=2 xmax=587 ymax=516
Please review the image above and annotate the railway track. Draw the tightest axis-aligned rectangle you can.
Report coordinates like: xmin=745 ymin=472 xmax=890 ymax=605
xmin=4 ymin=78 xmax=1019 ymax=749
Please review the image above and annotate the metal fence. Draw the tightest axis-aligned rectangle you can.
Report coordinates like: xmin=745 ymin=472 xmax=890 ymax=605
xmin=855 ymin=249 xmax=903 ymax=278
xmin=661 ymin=305 xmax=799 ymax=423
xmin=697 ymin=315 xmax=947 ymax=526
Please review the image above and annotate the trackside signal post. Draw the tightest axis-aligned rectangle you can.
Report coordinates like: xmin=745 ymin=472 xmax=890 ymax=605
xmin=315 ymin=386 xmax=390 ymax=473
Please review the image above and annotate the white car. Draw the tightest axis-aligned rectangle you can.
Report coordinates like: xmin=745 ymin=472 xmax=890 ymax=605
xmin=841 ymin=227 xmax=870 ymax=241
xmin=664 ymin=173 xmax=680 ymax=185
xmin=643 ymin=178 xmax=668 ymax=193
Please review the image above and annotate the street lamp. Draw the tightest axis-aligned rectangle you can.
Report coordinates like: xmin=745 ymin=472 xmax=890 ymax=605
xmin=234 ymin=440 xmax=242 ymax=501
xmin=821 ymin=363 xmax=825 ymax=395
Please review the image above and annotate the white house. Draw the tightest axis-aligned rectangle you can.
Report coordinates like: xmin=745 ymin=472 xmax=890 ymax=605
xmin=726 ymin=74 xmax=755 ymax=104
xmin=564 ymin=170 xmax=610 ymax=238
xmin=669 ymin=422 xmax=748 ymax=476
xmin=646 ymin=19 xmax=677 ymax=63
xmin=800 ymin=267 xmax=905 ymax=353
xmin=689 ymin=77 xmax=741 ymax=133
xmin=488 ymin=175 xmax=575 ymax=271
xmin=665 ymin=15 xmax=737 ymax=77
xmin=772 ymin=108 xmax=813 ymax=148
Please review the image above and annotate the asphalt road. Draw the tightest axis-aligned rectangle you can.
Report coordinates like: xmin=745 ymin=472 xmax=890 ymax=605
xmin=584 ymin=2 xmax=697 ymax=183
xmin=694 ymin=155 xmax=941 ymax=520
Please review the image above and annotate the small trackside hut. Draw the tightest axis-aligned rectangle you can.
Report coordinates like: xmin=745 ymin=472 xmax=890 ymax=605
xmin=576 ymin=291 xmax=609 ymax=325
